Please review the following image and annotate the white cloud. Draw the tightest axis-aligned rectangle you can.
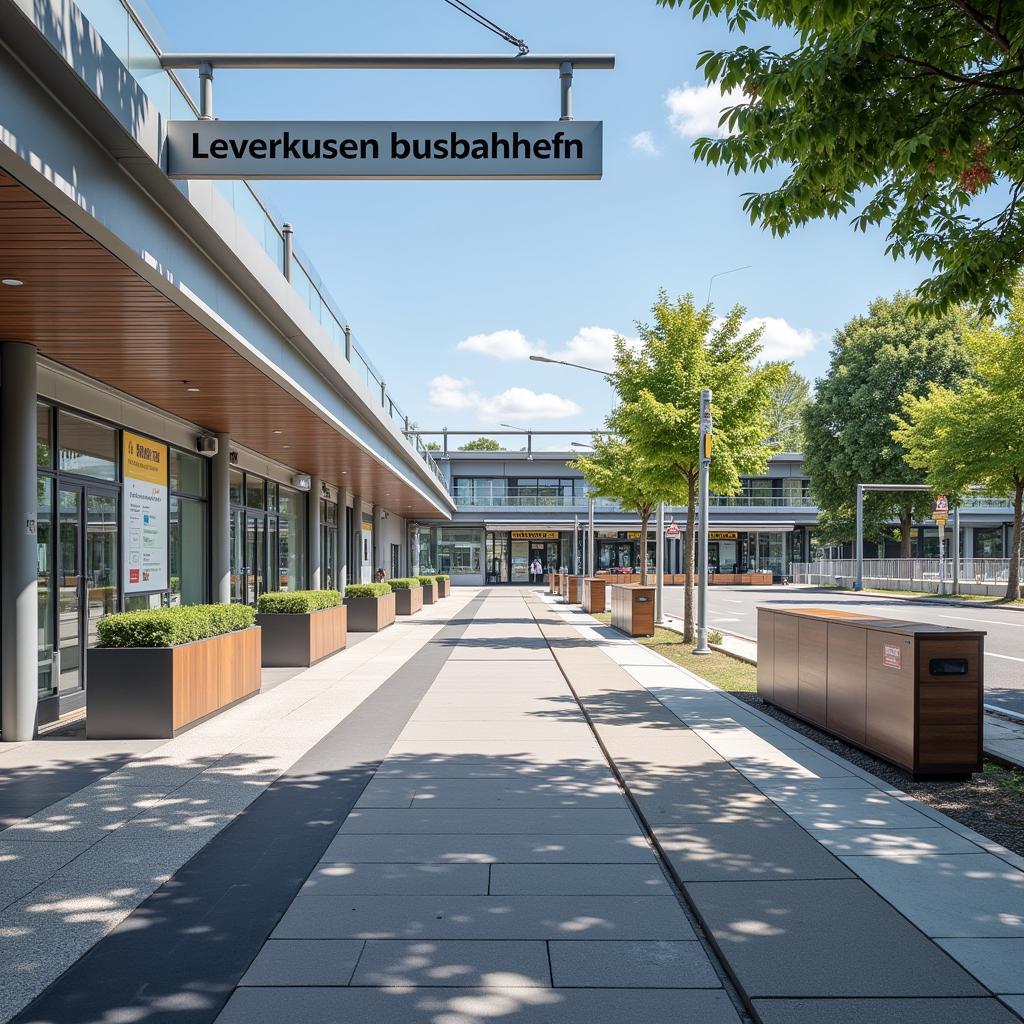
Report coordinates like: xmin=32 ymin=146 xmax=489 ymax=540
xmin=665 ymin=82 xmax=746 ymax=139
xmin=630 ymin=130 xmax=659 ymax=156
xmin=456 ymin=329 xmax=540 ymax=361
xmin=740 ymin=317 xmax=818 ymax=361
xmin=454 ymin=325 xmax=639 ymax=373
xmin=549 ymin=326 xmax=641 ymax=373
xmin=427 ymin=375 xmax=581 ymax=423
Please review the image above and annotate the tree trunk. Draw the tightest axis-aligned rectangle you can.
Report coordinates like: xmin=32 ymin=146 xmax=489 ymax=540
xmin=639 ymin=510 xmax=650 ymax=581
xmin=1007 ymin=477 xmax=1023 ymax=602
xmin=899 ymin=508 xmax=913 ymax=559
xmin=683 ymin=473 xmax=697 ymax=643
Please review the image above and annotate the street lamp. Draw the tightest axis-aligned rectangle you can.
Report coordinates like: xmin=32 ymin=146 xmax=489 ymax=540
xmin=530 ymin=354 xmax=664 ymax=616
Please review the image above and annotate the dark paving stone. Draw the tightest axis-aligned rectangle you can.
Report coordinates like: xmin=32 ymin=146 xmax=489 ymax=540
xmin=656 ymin=812 xmax=854 ymax=882
xmin=751 ymin=997 xmax=1022 ymax=1024
xmin=10 ymin=595 xmax=487 ymax=1024
xmin=687 ymin=878 xmax=988 ymax=998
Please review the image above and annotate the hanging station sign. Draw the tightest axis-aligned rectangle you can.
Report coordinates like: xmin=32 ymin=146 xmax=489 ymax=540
xmin=166 ymin=121 xmax=603 ymax=180
xmin=122 ymin=432 xmax=169 ymax=594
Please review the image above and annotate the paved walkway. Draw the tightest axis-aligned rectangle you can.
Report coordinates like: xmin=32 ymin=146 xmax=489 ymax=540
xmin=3 ymin=587 xmax=1023 ymax=1024
xmin=0 ymin=590 xmax=481 ymax=1023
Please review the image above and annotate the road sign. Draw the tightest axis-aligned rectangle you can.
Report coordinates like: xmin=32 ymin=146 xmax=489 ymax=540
xmin=665 ymin=521 xmax=680 ymax=537
xmin=933 ymin=494 xmax=949 ymax=526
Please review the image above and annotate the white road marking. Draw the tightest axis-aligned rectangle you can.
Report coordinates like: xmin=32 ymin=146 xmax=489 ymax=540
xmin=711 ymin=616 xmax=740 ymax=623
xmin=718 ymin=599 xmax=744 ymax=604
xmin=986 ymin=652 xmax=1024 ymax=663
xmin=938 ymin=614 xmax=1024 ymax=628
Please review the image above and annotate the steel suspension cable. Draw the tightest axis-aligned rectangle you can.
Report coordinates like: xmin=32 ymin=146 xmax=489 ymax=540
xmin=439 ymin=0 xmax=529 ymax=55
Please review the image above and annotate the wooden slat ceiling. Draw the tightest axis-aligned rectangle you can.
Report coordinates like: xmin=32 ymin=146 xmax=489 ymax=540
xmin=0 ymin=172 xmax=448 ymax=519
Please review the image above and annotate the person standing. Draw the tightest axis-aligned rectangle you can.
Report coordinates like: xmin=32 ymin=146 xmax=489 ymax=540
xmin=529 ymin=557 xmax=542 ymax=584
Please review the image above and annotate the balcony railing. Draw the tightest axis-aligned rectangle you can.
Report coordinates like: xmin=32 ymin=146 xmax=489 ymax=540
xmin=455 ymin=493 xmax=584 ymax=509
xmin=74 ymin=0 xmax=447 ymax=495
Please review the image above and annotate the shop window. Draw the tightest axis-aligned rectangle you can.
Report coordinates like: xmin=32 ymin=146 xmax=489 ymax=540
xmin=974 ymin=527 xmax=1004 ymax=558
xmin=57 ymin=410 xmax=117 ymax=481
xmin=170 ymin=495 xmax=208 ymax=605
xmin=390 ymin=543 xmax=400 ymax=579
xmin=245 ymin=475 xmax=266 ymax=510
xmin=229 ymin=468 xmax=244 ymax=506
xmin=277 ymin=485 xmax=306 ymax=591
xmin=170 ymin=449 xmax=207 ymax=497
xmin=37 ymin=475 xmax=55 ymax=697
xmin=37 ymin=403 xmax=52 ymax=468
xmin=438 ymin=527 xmax=482 ymax=575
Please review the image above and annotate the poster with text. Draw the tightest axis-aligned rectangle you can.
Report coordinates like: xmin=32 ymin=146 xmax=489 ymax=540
xmin=122 ymin=431 xmax=169 ymax=593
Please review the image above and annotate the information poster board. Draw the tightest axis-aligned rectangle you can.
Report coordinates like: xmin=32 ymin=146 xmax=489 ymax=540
xmin=122 ymin=432 xmax=169 ymax=593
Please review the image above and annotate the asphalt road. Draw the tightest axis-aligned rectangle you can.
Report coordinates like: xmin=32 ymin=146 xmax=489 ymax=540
xmin=661 ymin=584 xmax=1024 ymax=715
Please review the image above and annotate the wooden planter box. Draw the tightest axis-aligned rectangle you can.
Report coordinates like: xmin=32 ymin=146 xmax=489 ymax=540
xmin=394 ymin=586 xmax=424 ymax=616
xmin=86 ymin=626 xmax=261 ymax=739
xmin=255 ymin=605 xmax=347 ymax=667
xmin=758 ymin=606 xmax=984 ymax=779
xmin=563 ymin=574 xmax=582 ymax=604
xmin=582 ymin=577 xmax=608 ymax=614
xmin=345 ymin=592 xmax=397 ymax=632
xmin=610 ymin=584 xmax=655 ymax=637
xmin=422 ymin=581 xmax=439 ymax=605
xmin=549 ymin=573 xmax=561 ymax=595
xmin=436 ymin=579 xmax=451 ymax=598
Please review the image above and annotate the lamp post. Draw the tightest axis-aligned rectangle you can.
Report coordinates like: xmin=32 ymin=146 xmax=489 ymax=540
xmin=570 ymin=442 xmax=594 ymax=575
xmin=694 ymin=389 xmax=713 ymax=655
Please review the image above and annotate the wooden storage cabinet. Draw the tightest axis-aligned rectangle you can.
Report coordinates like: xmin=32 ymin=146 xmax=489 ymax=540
xmin=757 ymin=606 xmax=984 ymax=778
xmin=610 ymin=584 xmax=655 ymax=637
xmin=582 ymin=576 xmax=608 ymax=614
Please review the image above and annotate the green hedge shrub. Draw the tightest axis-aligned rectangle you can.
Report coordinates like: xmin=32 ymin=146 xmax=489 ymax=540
xmin=97 ymin=604 xmax=255 ymax=649
xmin=387 ymin=578 xmax=420 ymax=591
xmin=434 ymin=574 xmax=450 ymax=582
xmin=256 ymin=590 xmax=341 ymax=614
xmin=417 ymin=575 xmax=437 ymax=586
xmin=345 ymin=583 xmax=392 ymax=600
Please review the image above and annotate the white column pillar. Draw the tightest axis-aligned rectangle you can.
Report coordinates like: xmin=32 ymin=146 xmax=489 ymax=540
xmin=211 ymin=432 xmax=231 ymax=603
xmin=338 ymin=486 xmax=349 ymax=593
xmin=1 ymin=343 xmax=39 ymax=741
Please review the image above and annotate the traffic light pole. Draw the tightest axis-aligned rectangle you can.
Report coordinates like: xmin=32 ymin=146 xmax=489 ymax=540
xmin=694 ymin=389 xmax=712 ymax=655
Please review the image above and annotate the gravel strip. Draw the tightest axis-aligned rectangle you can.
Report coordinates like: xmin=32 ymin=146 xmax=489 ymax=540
xmin=732 ymin=692 xmax=1024 ymax=857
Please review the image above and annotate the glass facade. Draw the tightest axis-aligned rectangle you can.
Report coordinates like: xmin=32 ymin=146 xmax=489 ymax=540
xmin=974 ymin=526 xmax=1004 ymax=557
xmin=230 ymin=471 xmax=307 ymax=603
xmin=418 ymin=527 xmax=484 ymax=577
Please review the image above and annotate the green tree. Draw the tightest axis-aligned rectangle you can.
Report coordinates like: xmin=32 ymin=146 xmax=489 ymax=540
xmin=458 ymin=437 xmax=503 ymax=451
xmin=610 ymin=291 xmax=785 ymax=641
xmin=802 ymin=294 xmax=975 ymax=555
xmin=894 ymin=284 xmax=1024 ymax=600
xmin=570 ymin=436 xmax=676 ymax=578
xmin=766 ymin=365 xmax=810 ymax=451
xmin=660 ymin=0 xmax=1024 ymax=313
xmin=424 ymin=440 xmax=441 ymax=451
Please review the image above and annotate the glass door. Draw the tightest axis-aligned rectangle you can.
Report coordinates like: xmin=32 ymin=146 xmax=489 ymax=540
xmin=57 ymin=487 xmax=82 ymax=694
xmin=57 ymin=484 xmax=119 ymax=695
xmin=245 ymin=513 xmax=266 ymax=604
xmin=85 ymin=490 xmax=119 ymax=654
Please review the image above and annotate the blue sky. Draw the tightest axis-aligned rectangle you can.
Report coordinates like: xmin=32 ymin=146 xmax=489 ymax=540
xmin=146 ymin=0 xmax=925 ymax=438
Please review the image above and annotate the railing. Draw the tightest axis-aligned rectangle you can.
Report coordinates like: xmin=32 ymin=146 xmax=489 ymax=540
xmin=455 ymin=493 xmax=584 ymax=509
xmin=76 ymin=0 xmax=448 ymax=495
xmin=792 ymin=558 xmax=1014 ymax=585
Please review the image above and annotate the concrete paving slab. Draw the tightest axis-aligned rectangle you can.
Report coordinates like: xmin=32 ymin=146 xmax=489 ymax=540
xmin=632 ymin=783 xmax=775 ymax=825
xmin=687 ymin=878 xmax=987 ymax=997
xmin=750 ymin=997 xmax=1022 ymax=1024
xmin=761 ymin=785 xmax=938 ymax=831
xmin=404 ymin=780 xmax=628 ymax=809
xmin=351 ymin=939 xmax=551 ymax=988
xmin=489 ymin=864 xmax=671 ymax=895
xmin=812 ymin=827 xmax=981 ymax=857
xmin=548 ymin=939 xmax=720 ymax=989
xmin=371 ymin=759 xmax=612 ymax=780
xmin=0 ymin=877 xmax=43 ymax=912
xmin=238 ymin=939 xmax=364 ymax=986
xmin=387 ymin=742 xmax=604 ymax=758
xmin=1002 ymin=994 xmax=1024 ymax=1017
xmin=214 ymin=985 xmax=744 ymax=1024
xmin=302 ymin=863 xmax=490 ymax=895
xmin=338 ymin=808 xmax=639 ymax=834
xmin=0 ymin=839 xmax=92 ymax=881
xmin=449 ymin=647 xmax=552 ymax=661
xmin=655 ymin=814 xmax=853 ymax=882
xmin=844 ymin=853 xmax=1024 ymax=938
xmin=729 ymin=746 xmax=858 ymax=783
xmin=273 ymin=894 xmax=698 ymax=940
xmin=935 ymin=938 xmax=1024 ymax=994
xmin=320 ymin=833 xmax=659 ymax=865
xmin=397 ymin=723 xmax=596 ymax=743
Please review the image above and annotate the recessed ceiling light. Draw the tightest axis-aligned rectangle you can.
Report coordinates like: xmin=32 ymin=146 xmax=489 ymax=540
xmin=1 ymin=278 xmax=24 ymax=287
xmin=186 ymin=386 xmax=201 ymax=393
xmin=282 ymin=444 xmax=291 ymax=449
xmin=272 ymin=429 xmax=283 ymax=435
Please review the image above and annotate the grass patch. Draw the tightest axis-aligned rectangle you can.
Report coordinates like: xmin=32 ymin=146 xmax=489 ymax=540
xmin=590 ymin=611 xmax=757 ymax=692
xmin=822 ymin=584 xmax=1022 ymax=605
xmin=985 ymin=762 xmax=1024 ymax=798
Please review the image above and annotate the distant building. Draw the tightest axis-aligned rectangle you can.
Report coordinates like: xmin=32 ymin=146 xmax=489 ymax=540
xmin=411 ymin=449 xmax=1019 ymax=586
